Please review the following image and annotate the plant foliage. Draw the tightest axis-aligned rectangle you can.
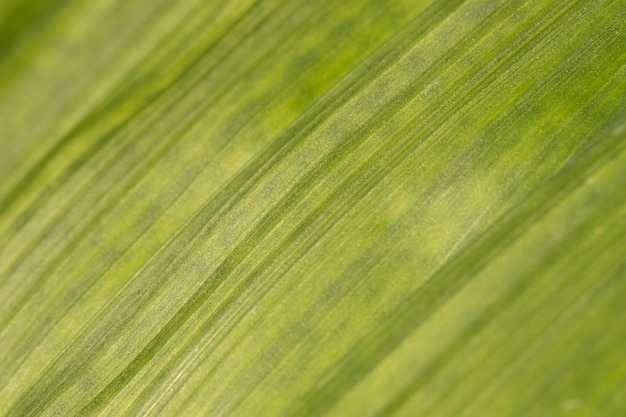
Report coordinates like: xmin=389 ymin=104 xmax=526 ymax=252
xmin=0 ymin=0 xmax=625 ymax=416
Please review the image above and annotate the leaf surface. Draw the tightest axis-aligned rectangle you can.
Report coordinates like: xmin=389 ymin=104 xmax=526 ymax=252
xmin=0 ymin=0 xmax=625 ymax=416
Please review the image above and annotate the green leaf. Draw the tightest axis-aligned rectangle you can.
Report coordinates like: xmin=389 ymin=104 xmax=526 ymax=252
xmin=0 ymin=0 xmax=625 ymax=416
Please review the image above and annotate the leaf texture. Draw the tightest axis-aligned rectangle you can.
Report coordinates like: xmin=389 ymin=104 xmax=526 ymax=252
xmin=0 ymin=0 xmax=625 ymax=416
